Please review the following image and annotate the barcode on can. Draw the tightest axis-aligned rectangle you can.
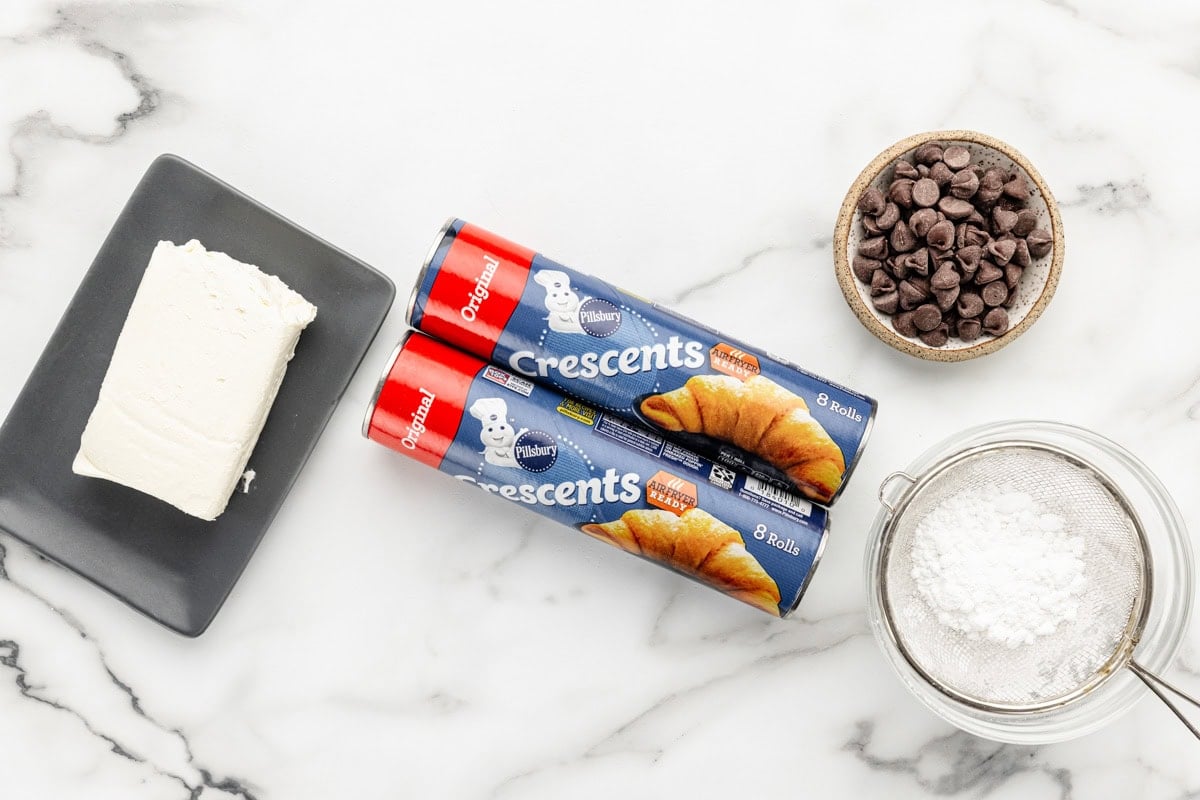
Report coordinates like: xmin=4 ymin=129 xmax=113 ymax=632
xmin=744 ymin=476 xmax=813 ymax=516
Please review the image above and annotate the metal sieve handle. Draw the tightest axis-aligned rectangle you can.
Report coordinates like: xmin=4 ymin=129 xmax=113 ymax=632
xmin=1129 ymin=660 xmax=1200 ymax=741
xmin=878 ymin=471 xmax=917 ymax=515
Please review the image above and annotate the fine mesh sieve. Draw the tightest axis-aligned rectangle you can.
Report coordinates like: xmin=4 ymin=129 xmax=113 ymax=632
xmin=877 ymin=440 xmax=1200 ymax=736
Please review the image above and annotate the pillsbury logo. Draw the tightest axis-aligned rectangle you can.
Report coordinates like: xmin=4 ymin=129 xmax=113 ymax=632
xmin=470 ymin=397 xmax=558 ymax=472
xmin=513 ymin=430 xmax=558 ymax=472
xmin=578 ymin=298 xmax=622 ymax=337
xmin=532 ymin=269 xmax=622 ymax=338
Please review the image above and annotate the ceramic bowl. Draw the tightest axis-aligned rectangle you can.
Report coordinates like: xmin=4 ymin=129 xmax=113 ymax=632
xmin=833 ymin=130 xmax=1064 ymax=362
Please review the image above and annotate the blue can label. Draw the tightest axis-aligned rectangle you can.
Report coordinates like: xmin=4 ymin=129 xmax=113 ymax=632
xmin=411 ymin=220 xmax=877 ymax=505
xmin=368 ymin=333 xmax=829 ymax=617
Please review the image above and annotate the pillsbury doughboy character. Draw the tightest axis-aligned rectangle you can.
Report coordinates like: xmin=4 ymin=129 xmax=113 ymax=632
xmin=469 ymin=397 xmax=528 ymax=468
xmin=533 ymin=269 xmax=586 ymax=334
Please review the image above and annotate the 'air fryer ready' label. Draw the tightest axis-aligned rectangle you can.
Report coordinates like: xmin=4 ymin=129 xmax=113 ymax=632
xmin=365 ymin=332 xmax=829 ymax=617
xmin=409 ymin=219 xmax=877 ymax=506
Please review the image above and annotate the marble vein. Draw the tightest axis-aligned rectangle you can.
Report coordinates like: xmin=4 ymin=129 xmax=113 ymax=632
xmin=0 ymin=3 xmax=170 ymax=245
xmin=844 ymin=720 xmax=1075 ymax=799
xmin=2 ymin=0 xmax=1200 ymax=795
xmin=1061 ymin=180 xmax=1153 ymax=216
xmin=1034 ymin=0 xmax=1129 ymax=42
xmin=490 ymin=610 xmax=867 ymax=798
xmin=665 ymin=238 xmax=830 ymax=306
xmin=0 ymin=540 xmax=260 ymax=800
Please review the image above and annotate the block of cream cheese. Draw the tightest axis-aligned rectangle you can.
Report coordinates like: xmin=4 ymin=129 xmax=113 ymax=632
xmin=73 ymin=239 xmax=318 ymax=520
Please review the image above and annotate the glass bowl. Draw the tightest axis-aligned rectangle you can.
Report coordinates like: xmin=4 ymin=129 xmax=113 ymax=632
xmin=865 ymin=420 xmax=1193 ymax=743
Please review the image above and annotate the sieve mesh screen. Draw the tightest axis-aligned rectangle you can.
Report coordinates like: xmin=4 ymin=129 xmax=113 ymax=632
xmin=883 ymin=446 xmax=1146 ymax=709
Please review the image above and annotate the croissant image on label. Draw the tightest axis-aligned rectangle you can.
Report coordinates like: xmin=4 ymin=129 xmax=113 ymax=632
xmin=639 ymin=374 xmax=846 ymax=504
xmin=580 ymin=508 xmax=782 ymax=615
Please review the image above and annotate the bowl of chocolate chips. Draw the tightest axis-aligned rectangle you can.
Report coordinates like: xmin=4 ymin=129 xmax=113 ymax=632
xmin=834 ymin=130 xmax=1064 ymax=361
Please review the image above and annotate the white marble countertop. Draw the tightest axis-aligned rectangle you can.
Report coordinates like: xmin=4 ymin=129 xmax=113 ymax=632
xmin=4 ymin=1 xmax=1200 ymax=797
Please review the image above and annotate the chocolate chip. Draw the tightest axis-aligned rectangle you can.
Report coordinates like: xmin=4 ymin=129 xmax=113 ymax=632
xmin=909 ymin=207 xmax=938 ymax=238
xmin=912 ymin=178 xmax=940 ymax=208
xmin=862 ymin=215 xmax=882 ymax=235
xmin=893 ymin=310 xmax=919 ymax=337
xmin=916 ymin=163 xmax=930 ymax=177
xmin=859 ymin=236 xmax=888 ymax=259
xmin=1026 ymin=229 xmax=1053 ymax=258
xmin=898 ymin=279 xmax=928 ymax=310
xmin=982 ymin=168 xmax=1006 ymax=188
xmin=907 ymin=247 xmax=931 ymax=276
xmin=949 ymin=169 xmax=980 ymax=199
xmin=934 ymin=285 xmax=960 ymax=312
xmin=913 ymin=303 xmax=942 ymax=332
xmin=931 ymin=265 xmax=960 ymax=290
xmin=1012 ymin=208 xmax=1038 ymax=237
xmin=926 ymin=219 xmax=955 ymax=250
xmin=987 ymin=238 xmax=1017 ymax=267
xmin=1003 ymin=174 xmax=1030 ymax=200
xmin=929 ymin=161 xmax=954 ymax=188
xmin=953 ymin=223 xmax=969 ymax=249
xmin=919 ymin=323 xmax=950 ymax=347
xmin=957 ymin=291 xmax=984 ymax=318
xmin=1012 ymin=238 xmax=1031 ymax=268
xmin=852 ymin=255 xmax=881 ymax=282
xmin=982 ymin=307 xmax=1009 ymax=336
xmin=857 ymin=186 xmax=886 ymax=216
xmin=964 ymin=227 xmax=990 ymax=248
xmin=942 ymin=145 xmax=971 ymax=170
xmin=995 ymin=196 xmax=1024 ymax=213
xmin=957 ymin=318 xmax=982 ymax=341
xmin=870 ymin=269 xmax=896 ymax=296
xmin=1004 ymin=263 xmax=1023 ymax=290
xmin=873 ymin=291 xmax=900 ymax=314
xmin=908 ymin=275 xmax=931 ymax=296
xmin=914 ymin=142 xmax=945 ymax=165
xmin=981 ymin=280 xmax=1008 ymax=307
xmin=937 ymin=196 xmax=975 ymax=220
xmin=977 ymin=168 xmax=1005 ymax=205
xmin=956 ymin=245 xmax=982 ymax=273
xmin=975 ymin=261 xmax=1003 ymax=285
xmin=966 ymin=209 xmax=986 ymax=228
xmin=894 ymin=161 xmax=920 ymax=181
xmin=929 ymin=251 xmax=954 ymax=270
xmin=875 ymin=202 xmax=901 ymax=231
xmin=888 ymin=178 xmax=915 ymax=208
xmin=890 ymin=220 xmax=917 ymax=252
xmin=992 ymin=207 xmax=1018 ymax=234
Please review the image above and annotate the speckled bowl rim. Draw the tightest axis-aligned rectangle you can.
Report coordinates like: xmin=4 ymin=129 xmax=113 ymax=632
xmin=833 ymin=130 xmax=1065 ymax=363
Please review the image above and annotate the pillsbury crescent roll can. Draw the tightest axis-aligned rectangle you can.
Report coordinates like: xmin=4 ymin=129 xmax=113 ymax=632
xmin=408 ymin=219 xmax=877 ymax=505
xmin=364 ymin=331 xmax=829 ymax=617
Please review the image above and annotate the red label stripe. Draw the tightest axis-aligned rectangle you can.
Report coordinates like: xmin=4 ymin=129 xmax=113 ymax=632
xmin=367 ymin=333 xmax=484 ymax=468
xmin=417 ymin=223 xmax=534 ymax=361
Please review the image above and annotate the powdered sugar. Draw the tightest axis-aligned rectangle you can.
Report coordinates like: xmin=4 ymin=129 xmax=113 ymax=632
xmin=910 ymin=485 xmax=1087 ymax=648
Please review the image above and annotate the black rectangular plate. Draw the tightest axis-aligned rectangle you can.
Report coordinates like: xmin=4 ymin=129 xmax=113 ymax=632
xmin=0 ymin=154 xmax=395 ymax=636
